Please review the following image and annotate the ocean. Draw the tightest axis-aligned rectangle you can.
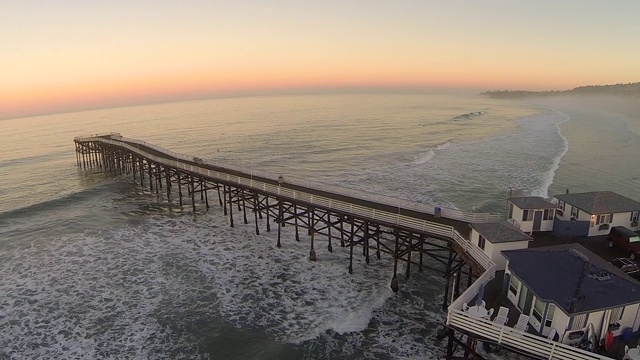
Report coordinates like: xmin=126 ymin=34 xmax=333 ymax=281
xmin=1 ymin=93 xmax=639 ymax=359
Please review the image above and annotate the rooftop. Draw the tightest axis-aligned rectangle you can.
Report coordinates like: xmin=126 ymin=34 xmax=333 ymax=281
xmin=509 ymin=196 xmax=557 ymax=210
xmin=503 ymin=244 xmax=640 ymax=315
xmin=554 ymin=191 xmax=640 ymax=214
xmin=470 ymin=220 xmax=533 ymax=244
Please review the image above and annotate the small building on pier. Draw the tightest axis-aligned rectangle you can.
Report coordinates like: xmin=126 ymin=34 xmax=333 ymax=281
xmin=469 ymin=221 xmax=532 ymax=270
xmin=553 ymin=191 xmax=640 ymax=237
xmin=503 ymin=244 xmax=640 ymax=343
xmin=507 ymin=196 xmax=557 ymax=233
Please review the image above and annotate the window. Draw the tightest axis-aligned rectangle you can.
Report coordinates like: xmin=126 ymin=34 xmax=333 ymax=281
xmin=559 ymin=200 xmax=565 ymax=211
xmin=532 ymin=298 xmax=545 ymax=322
xmin=631 ymin=211 xmax=639 ymax=222
xmin=545 ymin=304 xmax=556 ymax=327
xmin=571 ymin=206 xmax=579 ymax=218
xmin=509 ymin=203 xmax=514 ymax=219
xmin=543 ymin=209 xmax=555 ymax=220
xmin=522 ymin=210 xmax=533 ymax=222
xmin=478 ymin=235 xmax=486 ymax=250
xmin=596 ymin=213 xmax=613 ymax=225
xmin=509 ymin=276 xmax=521 ymax=296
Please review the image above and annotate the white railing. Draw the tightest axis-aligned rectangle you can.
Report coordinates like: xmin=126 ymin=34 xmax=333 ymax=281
xmin=74 ymin=132 xmax=122 ymax=140
xmin=447 ymin=265 xmax=613 ymax=360
xmin=507 ymin=218 xmax=522 ymax=230
xmin=76 ymin=135 xmax=494 ymax=269
xmin=93 ymin=138 xmax=457 ymax=238
xmin=76 ymin=135 xmax=612 ymax=359
xmin=451 ymin=231 xmax=493 ymax=270
xmin=75 ymin=134 xmax=502 ymax=223
xmin=447 ymin=311 xmax=613 ymax=360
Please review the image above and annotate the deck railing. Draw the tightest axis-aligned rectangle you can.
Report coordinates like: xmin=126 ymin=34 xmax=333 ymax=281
xmin=77 ymin=135 xmax=496 ymax=267
xmin=78 ymin=136 xmax=461 ymax=242
xmin=447 ymin=266 xmax=614 ymax=360
xmin=76 ymin=134 xmax=612 ymax=359
xmin=75 ymin=134 xmax=503 ymax=224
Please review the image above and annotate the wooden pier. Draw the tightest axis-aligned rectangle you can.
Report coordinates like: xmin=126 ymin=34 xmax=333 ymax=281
xmin=74 ymin=133 xmax=613 ymax=360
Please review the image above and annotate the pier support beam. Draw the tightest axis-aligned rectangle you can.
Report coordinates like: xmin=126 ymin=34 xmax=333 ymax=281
xmin=228 ymin=186 xmax=234 ymax=227
xmin=391 ymin=229 xmax=400 ymax=293
xmin=277 ymin=200 xmax=282 ymax=248
xmin=73 ymin=137 xmax=486 ymax=312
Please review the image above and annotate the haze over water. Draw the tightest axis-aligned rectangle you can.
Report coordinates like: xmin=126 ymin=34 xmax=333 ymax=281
xmin=1 ymin=93 xmax=639 ymax=359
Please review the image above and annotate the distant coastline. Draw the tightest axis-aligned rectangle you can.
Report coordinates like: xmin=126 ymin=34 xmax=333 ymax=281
xmin=480 ymin=82 xmax=640 ymax=99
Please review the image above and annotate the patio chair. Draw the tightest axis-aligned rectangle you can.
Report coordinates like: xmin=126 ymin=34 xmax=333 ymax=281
xmin=486 ymin=308 xmax=494 ymax=319
xmin=492 ymin=306 xmax=509 ymax=326
xmin=514 ymin=314 xmax=529 ymax=332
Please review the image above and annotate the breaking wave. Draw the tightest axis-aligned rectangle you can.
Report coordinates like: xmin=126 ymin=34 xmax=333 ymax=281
xmin=452 ymin=111 xmax=486 ymax=120
xmin=412 ymin=141 xmax=451 ymax=165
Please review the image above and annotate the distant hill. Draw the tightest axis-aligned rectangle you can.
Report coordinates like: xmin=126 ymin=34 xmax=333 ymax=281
xmin=481 ymin=82 xmax=640 ymax=98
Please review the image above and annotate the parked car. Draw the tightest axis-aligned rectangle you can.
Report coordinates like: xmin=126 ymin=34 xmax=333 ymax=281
xmin=610 ymin=257 xmax=640 ymax=276
xmin=608 ymin=226 xmax=640 ymax=259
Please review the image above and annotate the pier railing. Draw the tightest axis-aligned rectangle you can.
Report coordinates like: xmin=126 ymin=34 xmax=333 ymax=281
xmin=75 ymin=134 xmax=503 ymax=224
xmin=75 ymin=134 xmax=612 ymax=359
xmin=76 ymin=134 xmax=496 ymax=267
xmin=78 ymin=136 xmax=464 ymax=239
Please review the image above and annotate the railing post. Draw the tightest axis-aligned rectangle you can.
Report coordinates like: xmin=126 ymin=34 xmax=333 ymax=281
xmin=548 ymin=342 xmax=556 ymax=359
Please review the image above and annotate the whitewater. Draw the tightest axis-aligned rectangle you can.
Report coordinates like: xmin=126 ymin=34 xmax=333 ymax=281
xmin=1 ymin=93 xmax=638 ymax=359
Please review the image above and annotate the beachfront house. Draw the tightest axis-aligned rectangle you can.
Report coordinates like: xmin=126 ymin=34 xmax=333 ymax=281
xmin=507 ymin=196 xmax=557 ymax=233
xmin=553 ymin=191 xmax=640 ymax=237
xmin=469 ymin=221 xmax=532 ymax=270
xmin=503 ymin=244 xmax=640 ymax=343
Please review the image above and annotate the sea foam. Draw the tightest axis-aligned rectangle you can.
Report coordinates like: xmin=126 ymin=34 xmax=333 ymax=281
xmin=412 ymin=141 xmax=451 ymax=165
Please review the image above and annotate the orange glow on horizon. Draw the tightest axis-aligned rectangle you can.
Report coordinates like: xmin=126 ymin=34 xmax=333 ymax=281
xmin=3 ymin=2 xmax=639 ymax=119
xmin=2 ymin=63 xmax=604 ymax=120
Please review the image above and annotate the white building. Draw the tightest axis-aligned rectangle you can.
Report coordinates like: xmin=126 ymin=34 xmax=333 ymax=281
xmin=469 ymin=221 xmax=532 ymax=271
xmin=507 ymin=196 xmax=557 ymax=233
xmin=553 ymin=191 xmax=640 ymax=237
xmin=503 ymin=244 xmax=640 ymax=343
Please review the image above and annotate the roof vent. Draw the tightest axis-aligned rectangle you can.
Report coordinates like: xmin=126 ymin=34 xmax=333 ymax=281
xmin=592 ymin=272 xmax=611 ymax=281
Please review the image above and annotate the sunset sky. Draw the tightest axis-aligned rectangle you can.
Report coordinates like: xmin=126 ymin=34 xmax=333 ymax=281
xmin=2 ymin=0 xmax=639 ymax=120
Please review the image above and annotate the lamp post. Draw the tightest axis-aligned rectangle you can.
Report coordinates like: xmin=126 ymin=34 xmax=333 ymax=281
xmin=278 ymin=175 xmax=283 ymax=195
xmin=397 ymin=189 xmax=402 ymax=225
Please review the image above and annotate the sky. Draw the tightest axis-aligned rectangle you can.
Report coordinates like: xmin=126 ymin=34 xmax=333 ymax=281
xmin=2 ymin=0 xmax=639 ymax=120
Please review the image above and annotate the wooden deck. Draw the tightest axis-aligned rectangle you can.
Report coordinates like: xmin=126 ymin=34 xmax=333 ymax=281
xmin=74 ymin=132 xmax=616 ymax=360
xmin=75 ymin=133 xmax=497 ymax=270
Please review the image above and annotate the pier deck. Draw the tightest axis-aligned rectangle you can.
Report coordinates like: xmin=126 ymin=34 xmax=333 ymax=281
xmin=74 ymin=133 xmax=613 ymax=360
